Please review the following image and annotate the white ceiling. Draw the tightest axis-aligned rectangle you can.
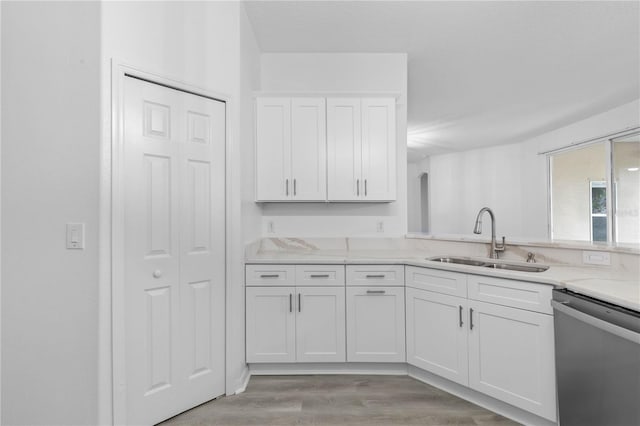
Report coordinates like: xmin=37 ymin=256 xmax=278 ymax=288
xmin=244 ymin=1 xmax=640 ymax=162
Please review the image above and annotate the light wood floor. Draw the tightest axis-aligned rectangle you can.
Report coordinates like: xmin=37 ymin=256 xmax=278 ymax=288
xmin=160 ymin=375 xmax=520 ymax=425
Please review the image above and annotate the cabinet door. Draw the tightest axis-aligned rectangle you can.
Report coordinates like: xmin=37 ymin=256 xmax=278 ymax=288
xmin=291 ymin=98 xmax=327 ymax=201
xmin=296 ymin=287 xmax=346 ymax=363
xmin=246 ymin=286 xmax=296 ymax=363
xmin=406 ymin=288 xmax=469 ymax=386
xmin=255 ymin=98 xmax=291 ymax=201
xmin=346 ymin=286 xmax=405 ymax=362
xmin=468 ymin=300 xmax=556 ymax=421
xmin=361 ymin=98 xmax=396 ymax=201
xmin=327 ymin=98 xmax=362 ymax=201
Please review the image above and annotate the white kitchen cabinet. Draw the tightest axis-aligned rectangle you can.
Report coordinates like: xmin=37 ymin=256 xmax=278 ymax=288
xmin=246 ymin=286 xmax=296 ymax=363
xmin=255 ymin=97 xmax=326 ymax=201
xmin=246 ymin=285 xmax=346 ymax=363
xmin=327 ymin=98 xmax=396 ymax=201
xmin=346 ymin=286 xmax=405 ymax=362
xmin=296 ymin=286 xmax=346 ymax=362
xmin=405 ymin=266 xmax=557 ymax=422
xmin=406 ymin=287 xmax=469 ymax=386
xmin=468 ymin=299 xmax=556 ymax=421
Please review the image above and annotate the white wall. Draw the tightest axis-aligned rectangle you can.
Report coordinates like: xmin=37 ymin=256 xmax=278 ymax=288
xmin=259 ymin=53 xmax=408 ymax=237
xmin=427 ymin=99 xmax=640 ymax=241
xmin=1 ymin=2 xmax=101 ymax=424
xmin=1 ymin=2 xmax=260 ymax=425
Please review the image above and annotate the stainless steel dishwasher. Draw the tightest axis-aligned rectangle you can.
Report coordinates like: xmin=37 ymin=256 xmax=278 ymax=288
xmin=552 ymin=289 xmax=640 ymax=426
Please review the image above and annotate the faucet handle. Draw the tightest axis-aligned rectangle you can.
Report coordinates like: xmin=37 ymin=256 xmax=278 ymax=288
xmin=496 ymin=236 xmax=506 ymax=251
xmin=527 ymin=252 xmax=536 ymax=263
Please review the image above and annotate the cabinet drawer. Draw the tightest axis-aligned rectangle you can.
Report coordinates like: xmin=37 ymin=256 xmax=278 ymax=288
xmin=246 ymin=264 xmax=295 ymax=286
xmin=468 ymin=275 xmax=553 ymax=315
xmin=346 ymin=265 xmax=404 ymax=286
xmin=295 ymin=265 xmax=345 ymax=286
xmin=406 ymin=266 xmax=467 ymax=298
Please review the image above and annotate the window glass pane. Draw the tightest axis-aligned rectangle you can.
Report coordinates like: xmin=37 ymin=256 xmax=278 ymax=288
xmin=551 ymin=142 xmax=607 ymax=241
xmin=612 ymin=134 xmax=640 ymax=244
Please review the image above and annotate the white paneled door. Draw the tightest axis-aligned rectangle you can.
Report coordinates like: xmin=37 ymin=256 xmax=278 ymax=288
xmin=123 ymin=76 xmax=226 ymax=425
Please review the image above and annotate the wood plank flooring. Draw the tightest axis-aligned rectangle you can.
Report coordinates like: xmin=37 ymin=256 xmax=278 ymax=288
xmin=160 ymin=375 xmax=520 ymax=425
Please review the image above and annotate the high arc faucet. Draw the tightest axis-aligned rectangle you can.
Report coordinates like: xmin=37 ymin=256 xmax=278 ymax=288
xmin=473 ymin=207 xmax=505 ymax=259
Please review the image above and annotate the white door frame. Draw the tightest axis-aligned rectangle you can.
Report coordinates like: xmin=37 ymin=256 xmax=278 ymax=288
xmin=100 ymin=60 xmax=233 ymax=425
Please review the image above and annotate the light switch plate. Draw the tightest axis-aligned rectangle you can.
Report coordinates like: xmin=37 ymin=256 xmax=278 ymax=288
xmin=582 ymin=250 xmax=611 ymax=266
xmin=66 ymin=223 xmax=85 ymax=249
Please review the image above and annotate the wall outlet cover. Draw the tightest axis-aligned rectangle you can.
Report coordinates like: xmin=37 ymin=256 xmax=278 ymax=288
xmin=582 ymin=251 xmax=611 ymax=266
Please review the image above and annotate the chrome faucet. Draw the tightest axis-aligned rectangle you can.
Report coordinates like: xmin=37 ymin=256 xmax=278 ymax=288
xmin=473 ymin=207 xmax=505 ymax=259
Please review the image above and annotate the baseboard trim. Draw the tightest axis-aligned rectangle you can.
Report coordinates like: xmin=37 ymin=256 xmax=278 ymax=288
xmin=407 ymin=365 xmax=557 ymax=426
xmin=235 ymin=367 xmax=251 ymax=395
xmin=249 ymin=362 xmax=408 ymax=376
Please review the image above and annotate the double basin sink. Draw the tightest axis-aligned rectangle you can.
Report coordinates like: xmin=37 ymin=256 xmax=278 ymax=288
xmin=428 ymin=256 xmax=549 ymax=273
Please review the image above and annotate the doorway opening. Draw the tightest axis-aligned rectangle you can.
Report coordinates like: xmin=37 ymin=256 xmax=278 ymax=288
xmin=420 ymin=173 xmax=429 ymax=233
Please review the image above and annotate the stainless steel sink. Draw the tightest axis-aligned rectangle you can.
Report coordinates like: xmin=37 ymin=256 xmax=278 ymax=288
xmin=483 ymin=262 xmax=549 ymax=273
xmin=427 ymin=256 xmax=549 ymax=272
xmin=427 ymin=256 xmax=487 ymax=267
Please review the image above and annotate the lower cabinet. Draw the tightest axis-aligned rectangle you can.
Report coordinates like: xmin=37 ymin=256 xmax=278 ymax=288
xmin=246 ymin=286 xmax=345 ymax=363
xmin=346 ymin=286 xmax=406 ymax=362
xmin=406 ymin=269 xmax=557 ymax=422
xmin=406 ymin=287 xmax=469 ymax=385
xmin=468 ymin=299 xmax=556 ymax=421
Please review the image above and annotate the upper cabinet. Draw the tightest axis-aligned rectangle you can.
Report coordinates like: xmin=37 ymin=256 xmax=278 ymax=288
xmin=256 ymin=96 xmax=397 ymax=202
xmin=255 ymin=97 xmax=327 ymax=201
xmin=328 ymin=98 xmax=396 ymax=202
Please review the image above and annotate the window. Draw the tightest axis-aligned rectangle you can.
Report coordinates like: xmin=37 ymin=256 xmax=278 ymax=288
xmin=549 ymin=130 xmax=640 ymax=244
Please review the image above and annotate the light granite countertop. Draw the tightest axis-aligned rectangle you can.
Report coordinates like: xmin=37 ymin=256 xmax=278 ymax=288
xmin=246 ymin=248 xmax=640 ymax=312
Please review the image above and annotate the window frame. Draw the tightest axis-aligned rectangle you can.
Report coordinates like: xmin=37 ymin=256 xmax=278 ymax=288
xmin=546 ymin=127 xmax=639 ymax=244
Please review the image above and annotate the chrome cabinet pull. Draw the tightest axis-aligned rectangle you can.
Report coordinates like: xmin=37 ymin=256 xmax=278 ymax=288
xmin=469 ymin=308 xmax=474 ymax=330
xmin=365 ymin=274 xmax=385 ymax=278
xmin=365 ymin=179 xmax=368 ymax=196
xmin=289 ymin=294 xmax=292 ymax=313
xmin=293 ymin=179 xmax=297 ymax=196
xmin=366 ymin=290 xmax=386 ymax=294
xmin=310 ymin=274 xmax=330 ymax=278
xmin=459 ymin=305 xmax=464 ymax=327
xmin=286 ymin=179 xmax=289 ymax=196
xmin=357 ymin=179 xmax=360 ymax=196
xmin=298 ymin=293 xmax=301 ymax=312
xmin=260 ymin=274 xmax=279 ymax=278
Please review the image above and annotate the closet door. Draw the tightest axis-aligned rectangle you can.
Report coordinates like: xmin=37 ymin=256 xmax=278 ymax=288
xmin=123 ymin=76 xmax=226 ymax=425
xmin=327 ymin=98 xmax=362 ymax=201
xmin=255 ymin=98 xmax=292 ymax=201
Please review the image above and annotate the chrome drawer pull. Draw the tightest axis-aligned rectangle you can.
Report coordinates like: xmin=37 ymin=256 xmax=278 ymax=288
xmin=298 ymin=293 xmax=301 ymax=312
xmin=365 ymin=274 xmax=385 ymax=278
xmin=366 ymin=290 xmax=386 ymax=294
xmin=289 ymin=294 xmax=292 ymax=313
xmin=469 ymin=308 xmax=474 ymax=330
xmin=260 ymin=274 xmax=279 ymax=278
xmin=459 ymin=305 xmax=464 ymax=327
xmin=310 ymin=274 xmax=330 ymax=278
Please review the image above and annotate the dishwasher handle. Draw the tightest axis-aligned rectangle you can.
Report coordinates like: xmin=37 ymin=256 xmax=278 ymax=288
xmin=551 ymin=300 xmax=640 ymax=344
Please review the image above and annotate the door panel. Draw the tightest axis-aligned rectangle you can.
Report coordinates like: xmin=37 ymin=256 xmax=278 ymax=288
xmin=246 ymin=286 xmax=296 ymax=363
xmin=327 ymin=98 xmax=362 ymax=200
xmin=123 ymin=76 xmax=226 ymax=425
xmin=291 ymin=98 xmax=327 ymax=201
xmin=346 ymin=286 xmax=405 ymax=362
xmin=296 ymin=287 xmax=346 ymax=362
xmin=406 ymin=288 xmax=469 ymax=386
xmin=468 ymin=300 xmax=556 ymax=421
xmin=361 ymin=98 xmax=396 ymax=201
xmin=256 ymin=98 xmax=292 ymax=201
